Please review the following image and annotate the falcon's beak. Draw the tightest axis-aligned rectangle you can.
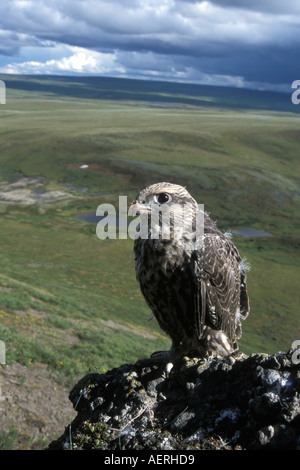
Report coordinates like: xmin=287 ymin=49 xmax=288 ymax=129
xmin=129 ymin=199 xmax=149 ymax=216
xmin=129 ymin=200 xmax=139 ymax=216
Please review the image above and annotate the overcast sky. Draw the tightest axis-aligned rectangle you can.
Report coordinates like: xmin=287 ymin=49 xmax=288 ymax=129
xmin=0 ymin=0 xmax=299 ymax=91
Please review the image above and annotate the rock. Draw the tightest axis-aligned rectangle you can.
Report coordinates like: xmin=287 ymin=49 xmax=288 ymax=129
xmin=48 ymin=349 xmax=300 ymax=450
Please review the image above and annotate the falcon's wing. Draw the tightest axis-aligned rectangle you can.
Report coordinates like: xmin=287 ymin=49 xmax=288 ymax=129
xmin=192 ymin=234 xmax=250 ymax=342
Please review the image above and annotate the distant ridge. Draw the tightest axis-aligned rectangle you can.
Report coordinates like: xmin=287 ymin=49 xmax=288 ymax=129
xmin=0 ymin=73 xmax=298 ymax=113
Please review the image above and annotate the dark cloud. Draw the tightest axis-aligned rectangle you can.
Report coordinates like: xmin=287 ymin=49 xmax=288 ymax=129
xmin=209 ymin=0 xmax=300 ymax=14
xmin=0 ymin=0 xmax=298 ymax=90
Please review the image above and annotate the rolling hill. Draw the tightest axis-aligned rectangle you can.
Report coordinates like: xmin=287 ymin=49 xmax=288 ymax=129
xmin=0 ymin=73 xmax=299 ymax=375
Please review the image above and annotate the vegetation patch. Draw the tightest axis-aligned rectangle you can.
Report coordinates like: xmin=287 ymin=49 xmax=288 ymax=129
xmin=0 ymin=75 xmax=299 ymax=382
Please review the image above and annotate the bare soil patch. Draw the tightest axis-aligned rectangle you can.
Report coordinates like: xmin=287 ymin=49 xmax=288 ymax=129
xmin=0 ymin=177 xmax=73 ymax=205
xmin=0 ymin=362 xmax=74 ymax=449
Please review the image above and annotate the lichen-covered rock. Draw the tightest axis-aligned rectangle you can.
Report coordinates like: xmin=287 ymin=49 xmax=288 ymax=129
xmin=48 ymin=349 xmax=300 ymax=450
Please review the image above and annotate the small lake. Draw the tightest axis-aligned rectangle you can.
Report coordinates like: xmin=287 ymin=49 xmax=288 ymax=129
xmin=74 ymin=213 xmax=126 ymax=226
xmin=231 ymin=228 xmax=273 ymax=238
xmin=134 ymin=100 xmax=184 ymax=108
xmin=75 ymin=213 xmax=107 ymax=224
xmin=74 ymin=214 xmax=273 ymax=238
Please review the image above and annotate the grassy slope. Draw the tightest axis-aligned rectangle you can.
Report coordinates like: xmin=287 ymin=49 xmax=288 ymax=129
xmin=0 ymin=75 xmax=299 ymax=383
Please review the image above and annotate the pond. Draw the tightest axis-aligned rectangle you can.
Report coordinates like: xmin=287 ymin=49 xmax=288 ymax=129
xmin=74 ymin=213 xmax=128 ymax=226
xmin=74 ymin=214 xmax=274 ymax=238
xmin=231 ymin=227 xmax=273 ymax=238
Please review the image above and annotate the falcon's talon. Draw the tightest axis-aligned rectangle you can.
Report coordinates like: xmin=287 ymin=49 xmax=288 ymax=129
xmin=165 ymin=362 xmax=174 ymax=377
xmin=151 ymin=350 xmax=170 ymax=358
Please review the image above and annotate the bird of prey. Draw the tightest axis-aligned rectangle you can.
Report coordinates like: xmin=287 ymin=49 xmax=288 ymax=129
xmin=130 ymin=182 xmax=250 ymax=360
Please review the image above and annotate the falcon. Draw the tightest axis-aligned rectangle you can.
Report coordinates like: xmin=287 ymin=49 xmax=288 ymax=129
xmin=130 ymin=182 xmax=250 ymax=360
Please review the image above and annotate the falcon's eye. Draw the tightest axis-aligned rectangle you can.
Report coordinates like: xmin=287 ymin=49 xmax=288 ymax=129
xmin=154 ymin=193 xmax=172 ymax=204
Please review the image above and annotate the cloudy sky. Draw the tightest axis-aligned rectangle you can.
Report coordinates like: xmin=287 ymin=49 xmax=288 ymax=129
xmin=0 ymin=0 xmax=299 ymax=91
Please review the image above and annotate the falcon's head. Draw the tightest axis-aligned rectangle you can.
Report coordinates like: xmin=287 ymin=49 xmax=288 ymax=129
xmin=130 ymin=182 xmax=197 ymax=213
xmin=129 ymin=182 xmax=202 ymax=241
